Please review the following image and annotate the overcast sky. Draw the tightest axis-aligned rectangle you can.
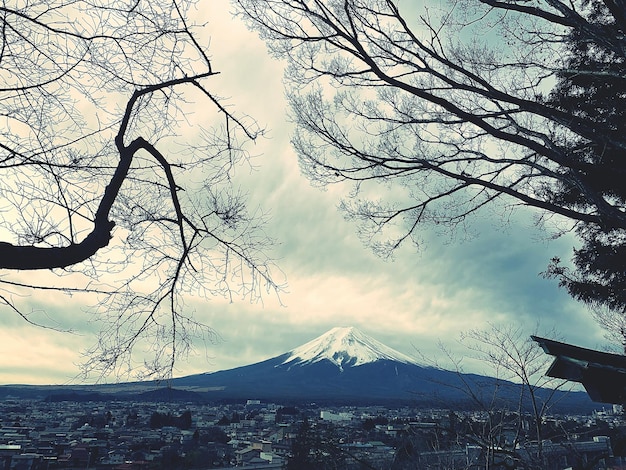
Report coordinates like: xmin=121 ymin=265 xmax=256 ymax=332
xmin=0 ymin=0 xmax=609 ymax=385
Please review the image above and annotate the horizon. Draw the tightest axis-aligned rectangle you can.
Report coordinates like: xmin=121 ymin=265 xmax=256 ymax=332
xmin=1 ymin=325 xmax=585 ymax=392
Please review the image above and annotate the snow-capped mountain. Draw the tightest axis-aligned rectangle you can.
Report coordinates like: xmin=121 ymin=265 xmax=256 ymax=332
xmin=165 ymin=326 xmax=446 ymax=402
xmin=281 ymin=326 xmax=418 ymax=370
xmin=166 ymin=327 xmax=590 ymax=410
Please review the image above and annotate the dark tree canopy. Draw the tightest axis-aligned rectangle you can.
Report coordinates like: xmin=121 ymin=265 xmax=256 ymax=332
xmin=236 ymin=0 xmax=625 ymax=314
xmin=0 ymin=1 xmax=283 ymax=378
xmin=542 ymin=0 xmax=626 ymax=315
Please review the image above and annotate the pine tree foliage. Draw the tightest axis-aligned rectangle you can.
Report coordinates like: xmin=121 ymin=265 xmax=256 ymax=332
xmin=543 ymin=0 xmax=626 ymax=314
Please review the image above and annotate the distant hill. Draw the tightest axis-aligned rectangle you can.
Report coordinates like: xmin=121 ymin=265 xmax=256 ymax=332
xmin=0 ymin=326 xmax=595 ymax=412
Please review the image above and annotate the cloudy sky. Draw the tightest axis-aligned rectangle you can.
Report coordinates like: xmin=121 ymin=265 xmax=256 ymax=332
xmin=0 ymin=0 xmax=609 ymax=385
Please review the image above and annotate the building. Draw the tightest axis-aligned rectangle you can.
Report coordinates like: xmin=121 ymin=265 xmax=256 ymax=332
xmin=533 ymin=336 xmax=626 ymax=404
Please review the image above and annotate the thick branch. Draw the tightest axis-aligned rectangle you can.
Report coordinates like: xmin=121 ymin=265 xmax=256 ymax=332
xmin=0 ymin=72 xmax=217 ymax=271
xmin=0 ymin=222 xmax=114 ymax=270
xmin=0 ymin=141 xmax=138 ymax=270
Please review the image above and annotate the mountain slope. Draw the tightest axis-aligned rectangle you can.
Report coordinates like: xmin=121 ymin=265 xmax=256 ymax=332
xmin=172 ymin=354 xmax=443 ymax=402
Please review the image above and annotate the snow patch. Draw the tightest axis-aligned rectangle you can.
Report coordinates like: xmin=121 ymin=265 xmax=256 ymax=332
xmin=281 ymin=326 xmax=418 ymax=370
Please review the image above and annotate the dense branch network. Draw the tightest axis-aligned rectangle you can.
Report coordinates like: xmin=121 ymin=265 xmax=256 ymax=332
xmin=236 ymin=0 xmax=626 ymax=313
xmin=0 ymin=0 xmax=283 ymax=378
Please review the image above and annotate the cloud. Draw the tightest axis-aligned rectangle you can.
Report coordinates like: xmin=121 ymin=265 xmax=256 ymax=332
xmin=0 ymin=0 xmax=607 ymax=385
xmin=0 ymin=325 xmax=87 ymax=384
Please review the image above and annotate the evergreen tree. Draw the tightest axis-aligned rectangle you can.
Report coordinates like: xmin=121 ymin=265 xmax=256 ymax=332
xmin=544 ymin=0 xmax=626 ymax=319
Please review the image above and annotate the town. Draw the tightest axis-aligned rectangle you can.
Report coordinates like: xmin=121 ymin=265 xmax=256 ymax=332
xmin=0 ymin=396 xmax=625 ymax=469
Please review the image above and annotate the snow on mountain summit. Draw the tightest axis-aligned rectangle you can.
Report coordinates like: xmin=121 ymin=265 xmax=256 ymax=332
xmin=281 ymin=326 xmax=418 ymax=370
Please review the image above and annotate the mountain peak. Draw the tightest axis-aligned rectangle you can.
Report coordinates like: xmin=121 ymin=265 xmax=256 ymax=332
xmin=281 ymin=326 xmax=418 ymax=370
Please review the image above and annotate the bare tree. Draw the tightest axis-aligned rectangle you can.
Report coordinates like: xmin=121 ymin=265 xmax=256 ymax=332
xmin=235 ymin=0 xmax=626 ymax=311
xmin=458 ymin=325 xmax=564 ymax=468
xmin=415 ymin=324 xmax=592 ymax=469
xmin=0 ymin=1 xmax=284 ymax=378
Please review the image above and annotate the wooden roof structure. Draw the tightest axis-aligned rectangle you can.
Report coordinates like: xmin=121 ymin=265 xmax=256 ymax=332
xmin=532 ymin=335 xmax=626 ymax=404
